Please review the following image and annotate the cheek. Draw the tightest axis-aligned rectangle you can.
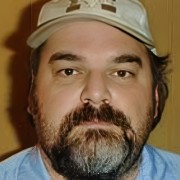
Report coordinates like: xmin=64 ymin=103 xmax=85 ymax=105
xmin=111 ymin=83 xmax=153 ymax=129
xmin=35 ymin=80 xmax=83 ymax=124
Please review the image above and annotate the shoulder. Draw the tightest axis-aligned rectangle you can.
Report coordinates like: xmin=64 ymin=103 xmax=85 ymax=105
xmin=140 ymin=145 xmax=180 ymax=179
xmin=0 ymin=147 xmax=36 ymax=178
xmin=0 ymin=146 xmax=49 ymax=180
xmin=145 ymin=145 xmax=180 ymax=167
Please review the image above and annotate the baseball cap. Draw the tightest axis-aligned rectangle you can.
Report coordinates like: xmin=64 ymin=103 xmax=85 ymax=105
xmin=27 ymin=0 xmax=155 ymax=52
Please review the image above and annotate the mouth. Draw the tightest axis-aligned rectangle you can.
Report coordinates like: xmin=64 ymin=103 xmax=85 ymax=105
xmin=79 ymin=120 xmax=113 ymax=128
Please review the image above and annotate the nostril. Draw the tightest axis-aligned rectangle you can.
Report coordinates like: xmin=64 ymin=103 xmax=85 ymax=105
xmin=83 ymin=98 xmax=90 ymax=104
xmin=103 ymin=99 xmax=110 ymax=104
xmin=82 ymin=98 xmax=110 ymax=106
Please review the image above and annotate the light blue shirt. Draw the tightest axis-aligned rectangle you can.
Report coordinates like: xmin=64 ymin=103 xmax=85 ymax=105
xmin=0 ymin=145 xmax=179 ymax=179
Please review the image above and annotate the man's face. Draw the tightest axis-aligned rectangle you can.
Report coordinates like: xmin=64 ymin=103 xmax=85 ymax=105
xmin=30 ymin=21 xmax=156 ymax=179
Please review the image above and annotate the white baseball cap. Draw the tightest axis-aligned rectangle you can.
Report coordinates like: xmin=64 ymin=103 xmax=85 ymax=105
xmin=27 ymin=0 xmax=155 ymax=52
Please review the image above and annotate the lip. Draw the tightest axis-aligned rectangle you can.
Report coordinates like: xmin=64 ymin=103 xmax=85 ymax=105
xmin=79 ymin=121 xmax=111 ymax=128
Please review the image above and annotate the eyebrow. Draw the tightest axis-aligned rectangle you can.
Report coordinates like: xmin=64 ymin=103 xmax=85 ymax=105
xmin=48 ymin=52 xmax=83 ymax=64
xmin=113 ymin=54 xmax=142 ymax=67
xmin=49 ymin=52 xmax=142 ymax=67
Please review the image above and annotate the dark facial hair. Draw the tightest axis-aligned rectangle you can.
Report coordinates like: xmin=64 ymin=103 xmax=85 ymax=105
xmin=36 ymin=103 xmax=151 ymax=180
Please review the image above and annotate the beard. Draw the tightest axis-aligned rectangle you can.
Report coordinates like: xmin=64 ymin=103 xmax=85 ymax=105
xmin=31 ymin=95 xmax=152 ymax=179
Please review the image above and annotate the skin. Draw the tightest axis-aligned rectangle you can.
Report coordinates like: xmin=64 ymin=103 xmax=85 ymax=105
xmin=30 ymin=21 xmax=158 ymax=179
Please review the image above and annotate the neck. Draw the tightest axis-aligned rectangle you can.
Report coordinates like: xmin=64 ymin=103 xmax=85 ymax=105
xmin=38 ymin=144 xmax=140 ymax=180
xmin=38 ymin=144 xmax=66 ymax=180
xmin=117 ymin=158 xmax=141 ymax=180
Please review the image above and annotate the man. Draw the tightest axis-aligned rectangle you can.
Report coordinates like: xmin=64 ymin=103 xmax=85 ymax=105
xmin=0 ymin=0 xmax=180 ymax=179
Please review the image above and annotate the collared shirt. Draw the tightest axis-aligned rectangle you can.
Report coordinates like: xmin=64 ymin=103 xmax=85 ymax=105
xmin=0 ymin=145 xmax=180 ymax=179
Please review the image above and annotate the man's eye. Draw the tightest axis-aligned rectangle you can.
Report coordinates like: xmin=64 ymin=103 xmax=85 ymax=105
xmin=58 ymin=68 xmax=79 ymax=76
xmin=113 ymin=70 xmax=133 ymax=78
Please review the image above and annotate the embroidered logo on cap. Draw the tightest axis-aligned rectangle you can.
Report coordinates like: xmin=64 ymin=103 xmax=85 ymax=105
xmin=66 ymin=0 xmax=116 ymax=13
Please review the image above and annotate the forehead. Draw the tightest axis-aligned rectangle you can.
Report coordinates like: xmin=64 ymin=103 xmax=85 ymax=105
xmin=41 ymin=21 xmax=149 ymax=65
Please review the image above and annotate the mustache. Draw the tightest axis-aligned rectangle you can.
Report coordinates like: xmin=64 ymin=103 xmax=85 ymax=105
xmin=59 ymin=103 xmax=135 ymax=140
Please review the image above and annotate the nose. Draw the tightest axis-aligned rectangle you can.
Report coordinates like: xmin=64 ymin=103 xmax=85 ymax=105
xmin=80 ymin=72 xmax=111 ymax=106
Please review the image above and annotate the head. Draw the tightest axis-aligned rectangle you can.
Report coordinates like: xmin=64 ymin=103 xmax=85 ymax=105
xmin=27 ymin=0 xmax=169 ymax=179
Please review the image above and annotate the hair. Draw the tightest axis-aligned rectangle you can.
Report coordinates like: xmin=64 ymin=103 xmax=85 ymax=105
xmin=146 ymin=49 xmax=169 ymax=129
xmin=29 ymin=45 xmax=169 ymax=130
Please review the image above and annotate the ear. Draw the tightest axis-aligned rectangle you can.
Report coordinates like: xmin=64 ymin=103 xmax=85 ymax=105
xmin=27 ymin=93 xmax=33 ymax=115
xmin=27 ymin=76 xmax=35 ymax=116
xmin=27 ymin=99 xmax=32 ymax=114
xmin=154 ymin=85 xmax=159 ymax=119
